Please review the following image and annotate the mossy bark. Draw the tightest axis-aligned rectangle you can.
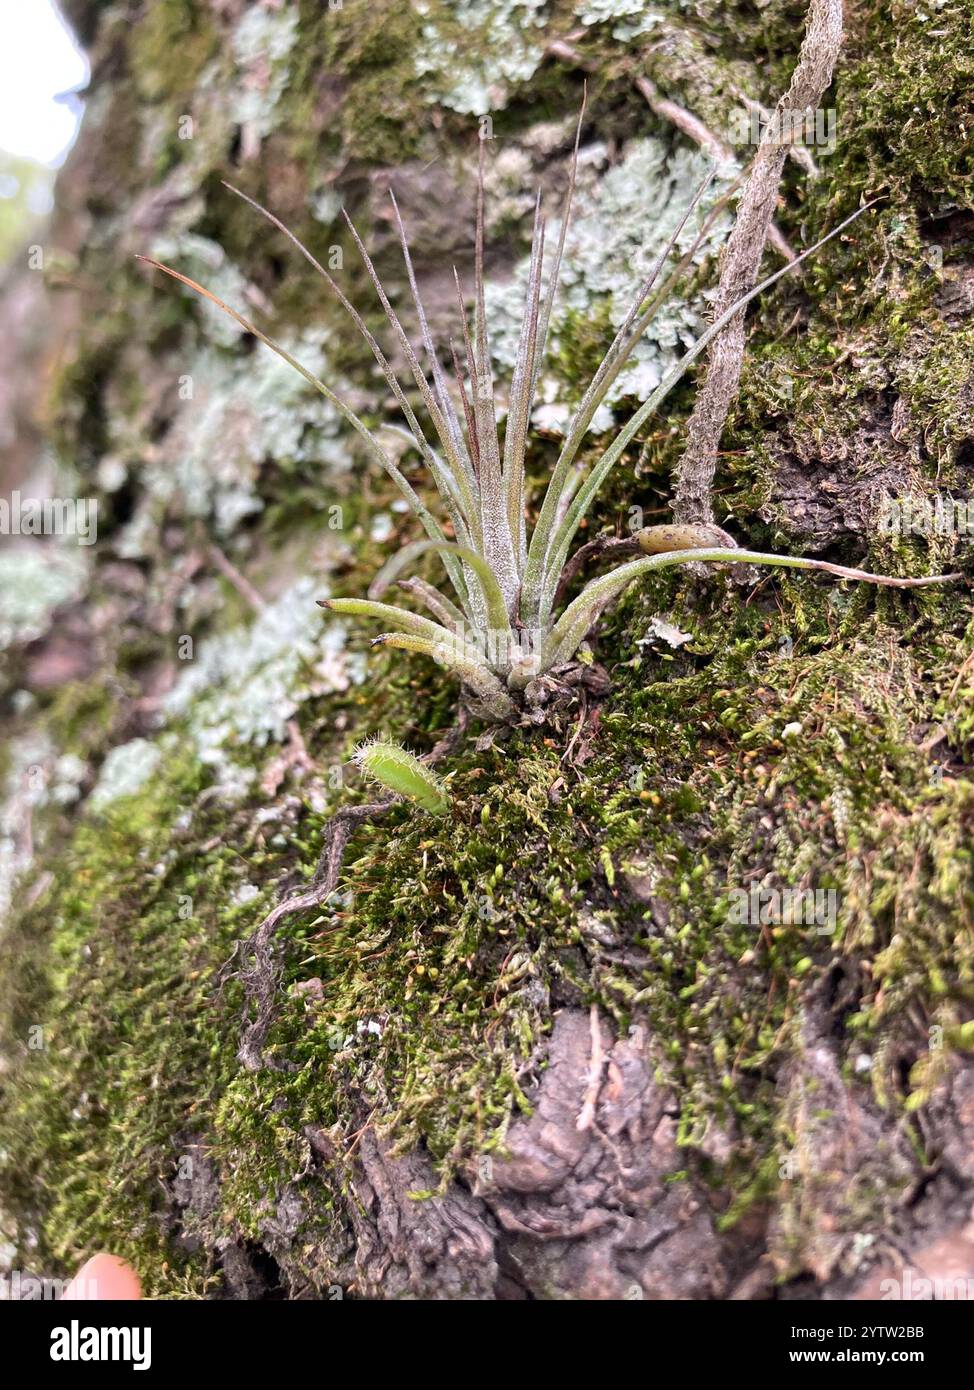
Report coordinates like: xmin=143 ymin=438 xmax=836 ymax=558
xmin=1 ymin=0 xmax=973 ymax=1299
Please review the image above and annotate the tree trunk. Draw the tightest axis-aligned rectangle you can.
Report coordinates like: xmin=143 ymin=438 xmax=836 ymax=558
xmin=1 ymin=0 xmax=973 ymax=1300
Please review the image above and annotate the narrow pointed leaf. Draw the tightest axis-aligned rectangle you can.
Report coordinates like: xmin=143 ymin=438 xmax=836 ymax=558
xmin=509 ymin=100 xmax=588 ymax=619
xmin=389 ymin=187 xmax=470 ymax=474
xmin=536 ymin=201 xmax=878 ymax=625
xmin=319 ymin=596 xmax=461 ymax=648
xmin=542 ymin=546 xmax=960 ymax=671
xmin=397 ymin=577 xmax=467 ymax=633
xmin=136 ymin=256 xmax=459 ymax=579
xmin=503 ymin=192 xmax=545 ymax=571
xmin=367 ymin=538 xmax=511 ymax=643
xmin=450 ymin=333 xmax=480 ymax=479
xmin=343 ymin=209 xmax=481 ymax=534
xmin=522 ymin=164 xmax=728 ymax=622
xmin=529 ymin=90 xmax=586 ymax=406
xmin=222 ymin=181 xmax=479 ymax=547
xmin=472 ymin=138 xmax=519 ymax=610
xmin=371 ymin=632 xmax=516 ymax=720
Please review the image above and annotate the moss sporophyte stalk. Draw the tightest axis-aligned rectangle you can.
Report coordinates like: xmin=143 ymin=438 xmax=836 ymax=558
xmin=139 ymin=104 xmax=960 ymax=732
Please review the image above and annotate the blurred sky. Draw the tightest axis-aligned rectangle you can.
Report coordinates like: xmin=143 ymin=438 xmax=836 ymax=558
xmin=0 ymin=0 xmax=87 ymax=168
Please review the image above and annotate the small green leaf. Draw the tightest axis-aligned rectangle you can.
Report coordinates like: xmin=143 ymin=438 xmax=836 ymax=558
xmin=353 ymin=740 xmax=450 ymax=817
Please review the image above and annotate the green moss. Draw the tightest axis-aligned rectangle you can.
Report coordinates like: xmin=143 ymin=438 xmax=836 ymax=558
xmin=0 ymin=752 xmax=235 ymax=1295
xmin=284 ymin=2 xmax=427 ymax=167
xmin=44 ymin=678 xmax=130 ymax=762
xmin=130 ymin=1 xmax=218 ymax=105
xmin=4 ymin=516 xmax=972 ymax=1292
xmin=6 ymin=0 xmax=974 ymax=1296
xmin=823 ymin=0 xmax=973 ymax=209
xmin=551 ymin=300 xmax=616 ymax=396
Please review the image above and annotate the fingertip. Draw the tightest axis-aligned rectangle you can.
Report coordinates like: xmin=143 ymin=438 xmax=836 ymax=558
xmin=62 ymin=1253 xmax=142 ymax=1301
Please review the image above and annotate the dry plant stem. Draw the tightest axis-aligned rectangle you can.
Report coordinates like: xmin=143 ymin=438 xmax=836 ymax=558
xmin=205 ymin=541 xmax=268 ymax=614
xmin=633 ymin=76 xmax=796 ymax=264
xmin=739 ymin=96 xmax=819 ymax=178
xmin=634 ymin=74 xmax=729 ymax=162
xmin=673 ymin=0 xmax=844 ymax=526
xmin=231 ymin=713 xmax=469 ymax=1073
xmin=424 ymin=705 xmax=471 ymax=762
xmin=546 ymin=38 xmax=795 ymax=262
xmin=553 ymin=524 xmax=739 ymax=608
xmin=553 ymin=534 xmax=641 ymax=609
xmin=576 ymin=1002 xmax=605 ymax=1132
xmin=234 ymin=801 xmax=393 ymax=1072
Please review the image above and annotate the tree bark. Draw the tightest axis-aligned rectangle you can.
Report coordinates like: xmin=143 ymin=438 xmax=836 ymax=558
xmin=1 ymin=0 xmax=973 ymax=1301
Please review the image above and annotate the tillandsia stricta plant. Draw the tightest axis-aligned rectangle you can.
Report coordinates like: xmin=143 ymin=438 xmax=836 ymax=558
xmin=139 ymin=103 xmax=960 ymax=725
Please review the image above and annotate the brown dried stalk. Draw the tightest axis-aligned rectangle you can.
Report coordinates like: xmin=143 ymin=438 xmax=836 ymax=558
xmin=673 ymin=0 xmax=845 ymax=527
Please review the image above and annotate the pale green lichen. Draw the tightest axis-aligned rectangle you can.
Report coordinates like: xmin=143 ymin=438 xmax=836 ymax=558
xmin=115 ymin=290 xmax=349 ymax=545
xmin=369 ymin=511 xmax=395 ymax=543
xmin=0 ymin=546 xmax=88 ymax=653
xmin=229 ymin=4 xmax=300 ymax=143
xmin=88 ymin=737 xmax=164 ymax=812
xmin=414 ymin=0 xmax=549 ymax=114
xmin=310 ymin=188 xmax=345 ymax=226
xmin=147 ymin=234 xmax=254 ymax=349
xmin=575 ymin=0 xmax=667 ymax=41
xmin=0 ymin=734 xmax=86 ymax=917
xmin=163 ymin=576 xmax=364 ymax=782
xmin=485 ymin=139 xmax=734 ymax=431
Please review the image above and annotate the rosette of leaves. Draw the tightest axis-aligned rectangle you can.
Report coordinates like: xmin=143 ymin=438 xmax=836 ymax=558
xmin=140 ymin=107 xmax=957 ymax=723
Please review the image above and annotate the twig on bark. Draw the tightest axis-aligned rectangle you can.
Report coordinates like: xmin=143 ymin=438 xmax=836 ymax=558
xmin=546 ymin=38 xmax=796 ymax=263
xmin=576 ymin=1002 xmax=605 ymax=1132
xmin=228 ymin=711 xmax=471 ymax=1072
xmin=948 ymin=645 xmax=974 ymax=702
xmin=284 ymin=719 xmax=314 ymax=772
xmin=633 ymin=75 xmax=796 ymax=264
xmin=673 ymin=0 xmax=845 ymax=528
xmin=205 ymin=540 xmax=268 ymax=614
xmin=232 ymin=800 xmax=394 ymax=1072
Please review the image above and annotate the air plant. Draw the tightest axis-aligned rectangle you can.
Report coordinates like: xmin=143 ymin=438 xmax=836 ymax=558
xmin=139 ymin=107 xmax=959 ymax=725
